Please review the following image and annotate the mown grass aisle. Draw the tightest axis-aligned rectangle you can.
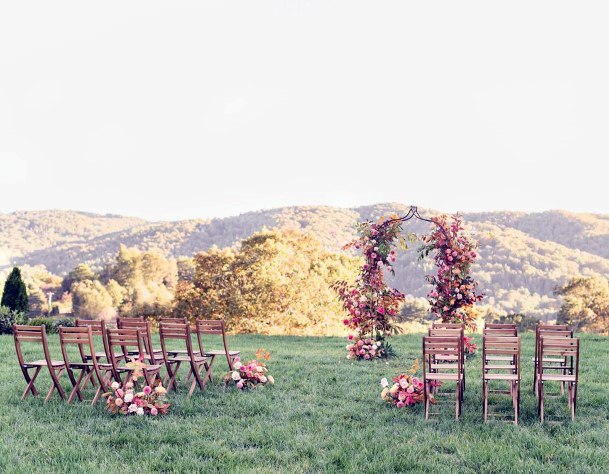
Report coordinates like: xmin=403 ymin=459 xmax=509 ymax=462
xmin=1 ymin=334 xmax=609 ymax=472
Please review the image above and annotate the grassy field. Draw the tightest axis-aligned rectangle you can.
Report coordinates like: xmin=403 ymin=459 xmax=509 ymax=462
xmin=1 ymin=333 xmax=608 ymax=473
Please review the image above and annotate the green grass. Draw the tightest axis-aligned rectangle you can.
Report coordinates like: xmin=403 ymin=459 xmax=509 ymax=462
xmin=1 ymin=333 xmax=609 ymax=473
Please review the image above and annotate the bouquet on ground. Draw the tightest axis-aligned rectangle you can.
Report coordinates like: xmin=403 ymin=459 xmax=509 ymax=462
xmin=346 ymin=335 xmax=387 ymax=360
xmin=464 ymin=335 xmax=477 ymax=356
xmin=104 ymin=357 xmax=170 ymax=416
xmin=225 ymin=348 xmax=275 ymax=390
xmin=381 ymin=359 xmax=432 ymax=407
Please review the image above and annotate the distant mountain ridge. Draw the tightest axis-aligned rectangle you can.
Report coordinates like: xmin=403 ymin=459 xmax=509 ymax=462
xmin=2 ymin=204 xmax=609 ymax=319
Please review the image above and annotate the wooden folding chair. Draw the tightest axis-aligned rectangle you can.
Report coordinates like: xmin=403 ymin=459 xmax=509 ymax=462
xmin=533 ymin=325 xmax=573 ymax=395
xmin=59 ymin=326 xmax=112 ymax=404
xmin=482 ymin=336 xmax=520 ymax=424
xmin=159 ymin=322 xmax=211 ymax=396
xmin=117 ymin=318 xmax=163 ymax=364
xmin=428 ymin=327 xmax=465 ymax=396
xmin=13 ymin=324 xmax=66 ymax=402
xmin=106 ymin=328 xmax=162 ymax=386
xmin=537 ymin=336 xmax=580 ymax=421
xmin=195 ymin=320 xmax=240 ymax=370
xmin=422 ymin=336 xmax=463 ymax=419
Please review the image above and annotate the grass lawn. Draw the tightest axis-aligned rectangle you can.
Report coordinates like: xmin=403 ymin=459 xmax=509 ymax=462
xmin=1 ymin=333 xmax=609 ymax=473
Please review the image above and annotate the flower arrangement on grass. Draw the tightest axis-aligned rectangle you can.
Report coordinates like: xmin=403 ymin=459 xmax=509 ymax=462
xmin=225 ymin=348 xmax=275 ymax=390
xmin=464 ymin=335 xmax=477 ymax=356
xmin=380 ymin=359 xmax=432 ymax=407
xmin=104 ymin=358 xmax=169 ymax=416
xmin=346 ymin=335 xmax=386 ymax=360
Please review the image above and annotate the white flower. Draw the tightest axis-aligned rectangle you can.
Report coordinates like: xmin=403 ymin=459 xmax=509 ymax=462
xmin=259 ymin=375 xmax=267 ymax=383
xmin=124 ymin=392 xmax=134 ymax=403
xmin=372 ymin=345 xmax=378 ymax=350
xmin=380 ymin=377 xmax=389 ymax=388
xmin=111 ymin=381 xmax=120 ymax=390
xmin=128 ymin=404 xmax=137 ymax=412
xmin=233 ymin=361 xmax=242 ymax=370
xmin=136 ymin=407 xmax=144 ymax=416
xmin=231 ymin=371 xmax=241 ymax=381
xmin=257 ymin=366 xmax=264 ymax=373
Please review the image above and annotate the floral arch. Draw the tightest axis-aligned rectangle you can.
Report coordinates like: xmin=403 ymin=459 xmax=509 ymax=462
xmin=333 ymin=206 xmax=483 ymax=359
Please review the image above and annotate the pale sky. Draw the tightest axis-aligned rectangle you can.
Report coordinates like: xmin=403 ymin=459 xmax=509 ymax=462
xmin=1 ymin=1 xmax=608 ymax=221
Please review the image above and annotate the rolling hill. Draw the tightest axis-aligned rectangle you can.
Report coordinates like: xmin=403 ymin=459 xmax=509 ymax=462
xmin=2 ymin=203 xmax=609 ymax=319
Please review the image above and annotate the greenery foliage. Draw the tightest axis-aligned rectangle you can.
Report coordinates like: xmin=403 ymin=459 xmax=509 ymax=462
xmin=556 ymin=276 xmax=609 ymax=332
xmin=0 ymin=306 xmax=27 ymax=334
xmin=1 ymin=267 xmax=29 ymax=313
xmin=26 ymin=317 xmax=75 ymax=334
xmin=174 ymin=229 xmax=360 ymax=335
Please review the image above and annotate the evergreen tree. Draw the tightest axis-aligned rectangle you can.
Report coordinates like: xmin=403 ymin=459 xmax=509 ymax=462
xmin=1 ymin=267 xmax=29 ymax=313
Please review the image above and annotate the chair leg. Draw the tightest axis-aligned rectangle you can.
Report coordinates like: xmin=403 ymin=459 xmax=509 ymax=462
xmin=67 ymin=369 xmax=87 ymax=403
xmin=482 ymin=380 xmax=487 ymax=423
xmin=424 ymin=380 xmax=429 ymax=420
xmin=21 ymin=367 xmax=41 ymax=400
xmin=538 ymin=381 xmax=545 ymax=422
xmin=45 ymin=368 xmax=66 ymax=403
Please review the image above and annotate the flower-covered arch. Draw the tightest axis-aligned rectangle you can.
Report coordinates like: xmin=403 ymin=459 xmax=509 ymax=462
xmin=333 ymin=206 xmax=483 ymax=359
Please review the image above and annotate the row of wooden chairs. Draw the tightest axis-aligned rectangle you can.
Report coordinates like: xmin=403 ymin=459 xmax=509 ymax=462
xmin=13 ymin=317 xmax=240 ymax=404
xmin=422 ymin=322 xmax=580 ymax=424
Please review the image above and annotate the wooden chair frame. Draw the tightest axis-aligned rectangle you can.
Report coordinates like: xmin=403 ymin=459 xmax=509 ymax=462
xmin=484 ymin=323 xmax=518 ymax=331
xmin=427 ymin=327 xmax=465 ymax=396
xmin=59 ymin=326 xmax=111 ymax=404
xmin=482 ymin=335 xmax=521 ymax=424
xmin=106 ymin=328 xmax=162 ymax=386
xmin=13 ymin=324 xmax=66 ymax=402
xmin=117 ymin=318 xmax=162 ymax=364
xmin=422 ymin=336 xmax=463 ymax=420
xmin=195 ymin=319 xmax=240 ymax=371
xmin=159 ymin=322 xmax=211 ymax=396
xmin=537 ymin=336 xmax=580 ymax=421
xmin=533 ymin=325 xmax=573 ymax=395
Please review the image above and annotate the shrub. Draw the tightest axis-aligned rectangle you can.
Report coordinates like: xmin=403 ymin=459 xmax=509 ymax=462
xmin=487 ymin=313 xmax=538 ymax=332
xmin=0 ymin=306 xmax=28 ymax=334
xmin=27 ymin=317 xmax=76 ymax=334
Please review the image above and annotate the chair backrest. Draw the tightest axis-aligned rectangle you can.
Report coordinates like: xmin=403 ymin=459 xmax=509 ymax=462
xmin=485 ymin=323 xmax=517 ymax=331
xmin=428 ymin=328 xmax=463 ymax=337
xmin=116 ymin=319 xmax=157 ymax=363
xmin=13 ymin=324 xmax=53 ymax=368
xmin=539 ymin=336 xmax=580 ymax=381
xmin=483 ymin=336 xmax=520 ymax=371
xmin=422 ymin=336 xmax=463 ymax=376
xmin=195 ymin=319 xmax=229 ymax=355
xmin=159 ymin=322 xmax=196 ymax=361
xmin=106 ymin=328 xmax=147 ymax=377
xmin=59 ymin=326 xmax=103 ymax=380
xmin=116 ymin=317 xmax=144 ymax=326
xmin=159 ymin=317 xmax=188 ymax=325
xmin=76 ymin=319 xmax=109 ymax=359
xmin=483 ymin=327 xmax=518 ymax=337
xmin=432 ymin=322 xmax=465 ymax=330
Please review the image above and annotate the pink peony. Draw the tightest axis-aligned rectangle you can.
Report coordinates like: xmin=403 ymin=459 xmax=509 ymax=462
xmin=115 ymin=398 xmax=123 ymax=406
xmin=396 ymin=401 xmax=405 ymax=408
xmin=236 ymin=381 xmax=244 ymax=389
xmin=150 ymin=407 xmax=158 ymax=416
xmin=348 ymin=334 xmax=354 ymax=340
xmin=143 ymin=386 xmax=152 ymax=395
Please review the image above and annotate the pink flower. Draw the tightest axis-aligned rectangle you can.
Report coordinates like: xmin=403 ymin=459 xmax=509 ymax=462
xmin=115 ymin=398 xmax=123 ymax=406
xmin=364 ymin=354 xmax=371 ymax=360
xmin=396 ymin=401 xmax=405 ymax=408
xmin=343 ymin=318 xmax=350 ymax=325
xmin=347 ymin=334 xmax=354 ymax=340
xmin=116 ymin=388 xmax=124 ymax=398
xmin=150 ymin=407 xmax=158 ymax=416
xmin=236 ymin=381 xmax=244 ymax=389
xmin=143 ymin=386 xmax=152 ymax=395
xmin=357 ymin=340 xmax=364 ymax=347
xmin=406 ymin=385 xmax=415 ymax=394
xmin=399 ymin=378 xmax=408 ymax=389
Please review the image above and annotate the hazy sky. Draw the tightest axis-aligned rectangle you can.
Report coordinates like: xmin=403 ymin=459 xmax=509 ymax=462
xmin=1 ymin=1 xmax=608 ymax=221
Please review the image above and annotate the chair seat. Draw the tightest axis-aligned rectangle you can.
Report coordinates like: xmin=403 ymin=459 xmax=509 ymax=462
xmin=117 ymin=364 xmax=162 ymax=372
xmin=484 ymin=365 xmax=517 ymax=370
xmin=166 ymin=355 xmax=208 ymax=363
xmin=26 ymin=360 xmax=65 ymax=368
xmin=484 ymin=373 xmax=519 ymax=381
xmin=486 ymin=355 xmax=514 ymax=362
xmin=205 ymin=350 xmax=240 ymax=356
xmin=425 ymin=372 xmax=460 ymax=381
xmin=532 ymin=357 xmax=565 ymax=363
xmin=430 ymin=363 xmax=459 ymax=370
xmin=540 ymin=374 xmax=576 ymax=382
xmin=434 ymin=354 xmax=459 ymax=361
